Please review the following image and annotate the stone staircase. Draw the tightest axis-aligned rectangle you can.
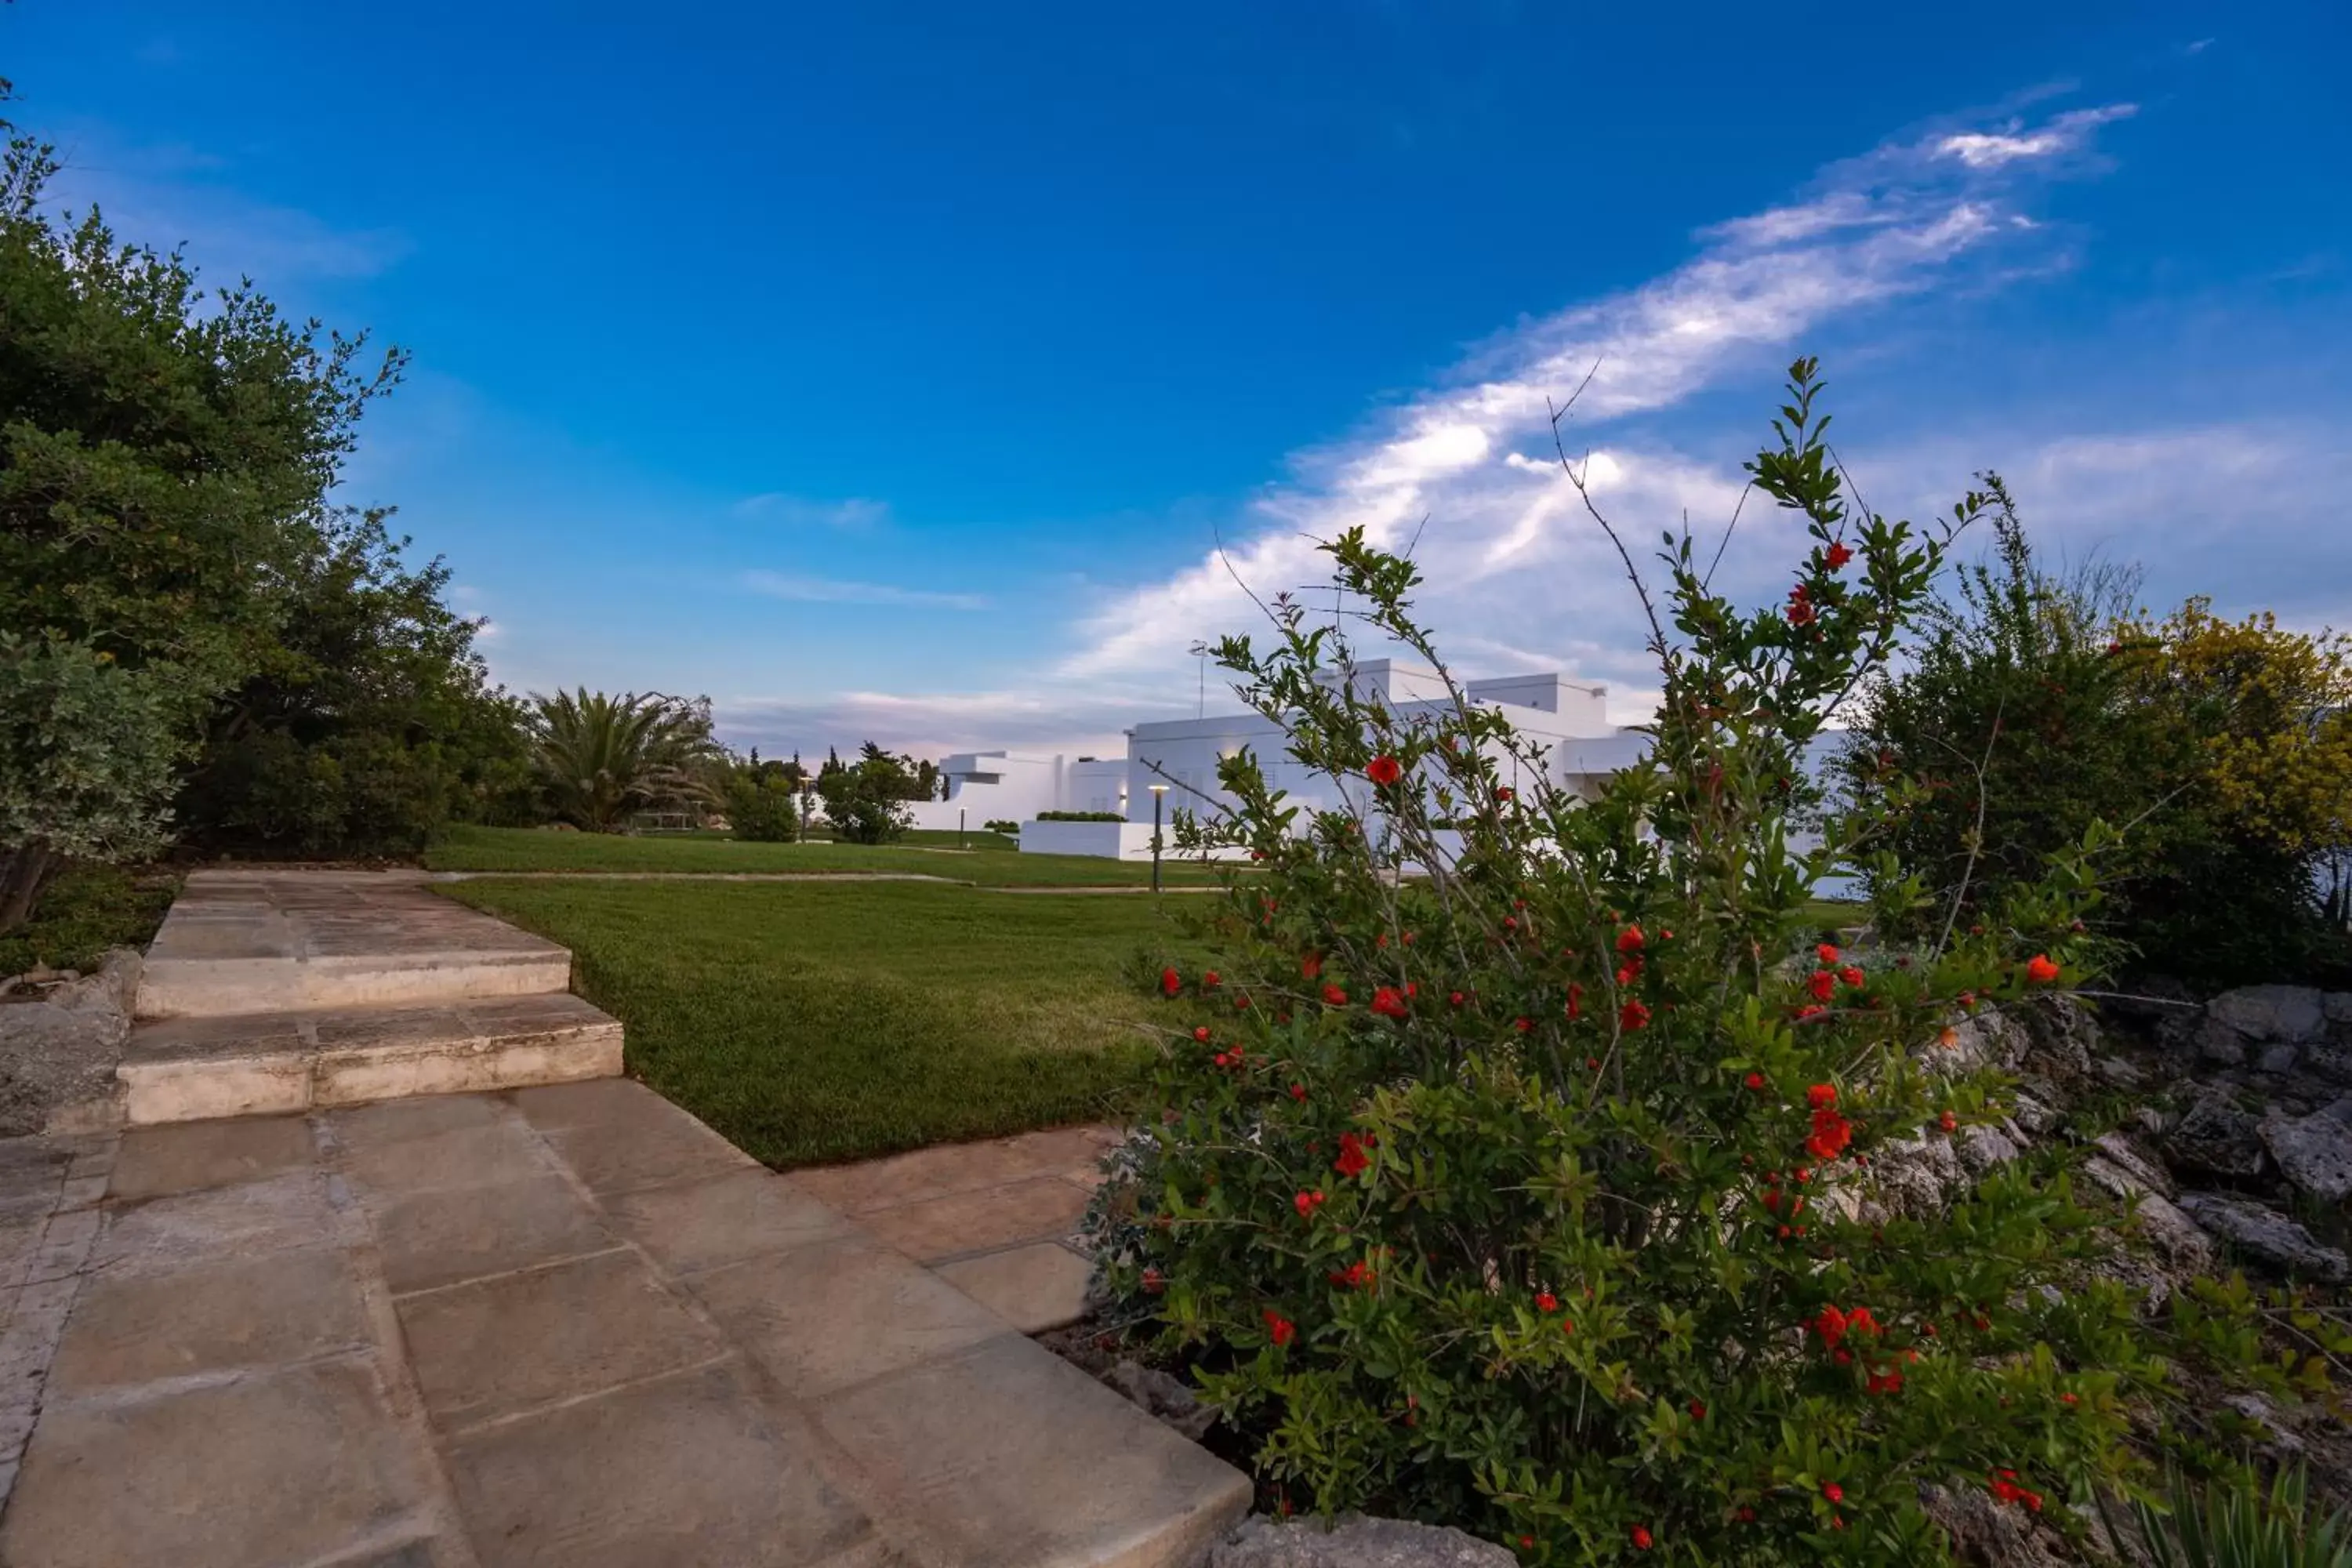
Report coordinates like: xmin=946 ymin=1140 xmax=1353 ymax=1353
xmin=118 ymin=870 xmax=621 ymax=1126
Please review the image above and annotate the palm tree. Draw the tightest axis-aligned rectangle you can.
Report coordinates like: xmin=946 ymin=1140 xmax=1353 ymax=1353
xmin=525 ymin=688 xmax=720 ymax=832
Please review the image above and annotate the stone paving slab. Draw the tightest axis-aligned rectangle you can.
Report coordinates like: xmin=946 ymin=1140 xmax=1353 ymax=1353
xmin=0 ymin=1088 xmax=1247 ymax=1567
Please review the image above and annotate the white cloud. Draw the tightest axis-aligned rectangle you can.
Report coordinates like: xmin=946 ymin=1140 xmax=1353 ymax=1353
xmin=1060 ymin=102 xmax=2138 ymax=693
xmin=738 ymin=569 xmax=989 ymax=612
xmin=731 ymin=493 xmax=891 ymax=529
xmin=1937 ymin=103 xmax=2136 ymax=168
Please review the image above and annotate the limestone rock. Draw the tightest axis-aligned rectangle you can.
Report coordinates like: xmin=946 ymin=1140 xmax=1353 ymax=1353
xmin=2165 ymin=1093 xmax=2268 ymax=1181
xmin=2091 ymin=1132 xmax=2174 ymax=1199
xmin=1873 ymin=1134 xmax=1969 ymax=1218
xmin=1102 ymin=1359 xmax=1216 ymax=1442
xmin=1210 ymin=1515 xmax=1516 ymax=1568
xmin=2326 ymin=993 xmax=2352 ymax=1027
xmin=2009 ymin=1094 xmax=2059 ymax=1137
xmin=2209 ymin=985 xmax=2327 ymax=1044
xmin=1920 ymin=1483 xmax=2073 ymax=1568
xmin=0 ymin=949 xmax=139 ymax=1137
xmin=2260 ymin=1109 xmax=2352 ymax=1203
xmin=2256 ymin=1042 xmax=2303 ymax=1076
xmin=2129 ymin=1192 xmax=2220 ymax=1274
xmin=2177 ymin=1192 xmax=2350 ymax=1283
xmin=1956 ymin=1126 xmax=2023 ymax=1178
xmin=2195 ymin=1016 xmax=2249 ymax=1067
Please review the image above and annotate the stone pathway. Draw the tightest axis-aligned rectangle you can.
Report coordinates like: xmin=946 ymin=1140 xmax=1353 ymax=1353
xmin=0 ymin=1087 xmax=1245 ymax=1567
xmin=0 ymin=867 xmax=1247 ymax=1566
xmin=792 ymin=1126 xmax=1122 ymax=1334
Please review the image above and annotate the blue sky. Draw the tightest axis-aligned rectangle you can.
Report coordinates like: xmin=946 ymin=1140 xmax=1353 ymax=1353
xmin=10 ymin=1 xmax=2349 ymax=757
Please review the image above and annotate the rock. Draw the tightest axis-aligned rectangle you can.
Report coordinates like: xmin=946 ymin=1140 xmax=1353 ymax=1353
xmin=2221 ymin=1392 xmax=2306 ymax=1457
xmin=2092 ymin=1132 xmax=2174 ymax=1198
xmin=2323 ymin=1096 xmax=2352 ymax=1127
xmin=2165 ymin=1093 xmax=2269 ymax=1181
xmin=1919 ymin=1482 xmax=2074 ymax=1568
xmin=1873 ymin=1134 xmax=1969 ymax=1218
xmin=2095 ymin=1055 xmax=2149 ymax=1089
xmin=2209 ymin=985 xmax=2328 ymax=1044
xmin=2178 ymin=1192 xmax=2350 ymax=1283
xmin=1102 ymin=1359 xmax=1216 ymax=1442
xmin=0 ymin=949 xmax=139 ymax=1136
xmin=2021 ymin=996 xmax=2100 ymax=1079
xmin=2009 ymin=1094 xmax=2059 ymax=1137
xmin=2129 ymin=1192 xmax=2220 ymax=1274
xmin=2325 ymin=993 xmax=2352 ymax=1026
xmin=2306 ymin=1044 xmax=2352 ymax=1088
xmin=2260 ymin=1110 xmax=2352 ymax=1203
xmin=1210 ymin=1515 xmax=1516 ymax=1568
xmin=1957 ymin=1126 xmax=2024 ymax=1177
xmin=2196 ymin=1016 xmax=2249 ymax=1067
xmin=2256 ymin=1042 xmax=2303 ymax=1076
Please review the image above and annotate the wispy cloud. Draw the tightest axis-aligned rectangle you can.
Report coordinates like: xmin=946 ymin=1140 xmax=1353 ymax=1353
xmin=1062 ymin=100 xmax=2140 ymax=688
xmin=1936 ymin=103 xmax=2136 ymax=169
xmin=739 ymin=569 xmax=989 ymax=612
xmin=730 ymin=493 xmax=891 ymax=528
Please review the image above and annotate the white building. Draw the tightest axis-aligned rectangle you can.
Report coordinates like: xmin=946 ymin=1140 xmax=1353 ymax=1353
xmin=907 ymin=659 xmax=1652 ymax=856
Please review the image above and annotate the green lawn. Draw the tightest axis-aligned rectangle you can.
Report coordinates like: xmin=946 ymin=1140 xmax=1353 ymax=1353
xmin=426 ymin=822 xmax=1229 ymax=886
xmin=0 ymin=864 xmax=182 ymax=977
xmin=438 ymin=877 xmax=1195 ymax=1167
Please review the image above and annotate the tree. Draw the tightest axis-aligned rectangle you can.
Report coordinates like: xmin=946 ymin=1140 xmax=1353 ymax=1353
xmin=817 ymin=744 xmax=918 ymax=844
xmin=1837 ymin=504 xmax=2352 ymax=986
xmin=179 ymin=508 xmax=530 ymax=856
xmin=525 ymin=689 xmax=719 ymax=832
xmin=0 ymin=78 xmax=405 ymax=913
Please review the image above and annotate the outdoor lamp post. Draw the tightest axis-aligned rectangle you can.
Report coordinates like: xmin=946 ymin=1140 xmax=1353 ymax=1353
xmin=958 ymin=806 xmax=966 ymax=850
xmin=797 ymin=778 xmax=813 ymax=841
xmin=1148 ymin=782 xmax=1170 ymax=894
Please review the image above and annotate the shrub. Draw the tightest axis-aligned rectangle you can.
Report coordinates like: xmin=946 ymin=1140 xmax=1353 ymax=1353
xmin=1837 ymin=510 xmax=2352 ymax=989
xmin=1036 ymin=810 xmax=1128 ymax=822
xmin=526 ymin=688 xmax=719 ymax=833
xmin=1105 ymin=365 xmax=2147 ymax=1565
xmin=726 ymin=775 xmax=801 ymax=842
xmin=984 ymin=818 xmax=1021 ymax=835
xmin=0 ymin=634 xmax=183 ymax=929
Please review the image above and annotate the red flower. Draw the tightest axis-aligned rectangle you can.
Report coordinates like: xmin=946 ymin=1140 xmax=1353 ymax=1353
xmin=1160 ymin=967 xmax=1181 ymax=996
xmin=1203 ymin=970 xmax=1221 ymax=989
xmin=1366 ymin=754 xmax=1403 ymax=786
xmin=1839 ymin=966 xmax=1866 ymax=989
xmin=1823 ymin=1483 xmax=1844 ymax=1504
xmin=2025 ymin=953 xmax=2060 ymax=984
xmin=1142 ymin=1267 xmax=1163 ymax=1294
xmin=1564 ymin=982 xmax=1584 ymax=1019
xmin=1192 ymin=1025 xmax=1211 ymax=1042
xmin=1322 ymin=982 xmax=1348 ymax=1007
xmin=1816 ymin=942 xmax=1840 ymax=964
xmin=1620 ymin=999 xmax=1652 ymax=1031
xmin=1814 ymin=1305 xmax=1850 ymax=1350
xmin=1786 ymin=586 xmax=1818 ymax=626
xmin=1939 ymin=1109 xmax=1958 ymax=1133
xmin=1807 ymin=969 xmax=1837 ymax=1003
xmin=1616 ymin=961 xmax=1641 ymax=986
xmin=1631 ymin=1525 xmax=1653 ymax=1551
xmin=1806 ymin=1108 xmax=1853 ymax=1160
xmin=1288 ymin=1082 xmax=1307 ymax=1102
xmin=1616 ymin=924 xmax=1646 ymax=953
xmin=1535 ymin=1290 xmax=1559 ymax=1312
xmin=1806 ymin=1083 xmax=1838 ymax=1109
xmin=1334 ymin=1132 xmax=1373 ymax=1178
xmin=1263 ymin=1310 xmax=1295 ymax=1347
xmin=1494 ymin=786 xmax=1514 ymax=803
xmin=1867 ymin=1369 xmax=1904 ymax=1396
xmin=1448 ymin=990 xmax=1466 ymax=1007
xmin=1688 ymin=1399 xmax=1706 ymax=1420
xmin=1794 ymin=1004 xmax=1827 ymax=1022
xmin=1335 ymin=1258 xmax=1374 ymax=1290
xmin=1301 ymin=953 xmax=1323 ymax=981
xmin=1294 ymin=1190 xmax=1326 ymax=1218
xmin=1825 ymin=539 xmax=1854 ymax=570
xmin=1513 ymin=1017 xmax=1532 ymax=1033
xmin=1370 ymin=986 xmax=1409 ymax=1019
xmin=1744 ymin=1071 xmax=1767 ymax=1091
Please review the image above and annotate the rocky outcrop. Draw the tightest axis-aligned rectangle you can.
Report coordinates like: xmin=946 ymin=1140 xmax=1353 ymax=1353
xmin=2176 ymin=1192 xmax=2349 ymax=1283
xmin=2260 ymin=1107 xmax=2352 ymax=1203
xmin=2165 ymin=1092 xmax=2268 ymax=1181
xmin=1210 ymin=1516 xmax=1516 ymax=1568
xmin=0 ymin=949 xmax=138 ymax=1135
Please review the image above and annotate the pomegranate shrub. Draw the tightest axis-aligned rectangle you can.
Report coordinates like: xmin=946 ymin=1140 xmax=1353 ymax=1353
xmin=1108 ymin=364 xmax=2153 ymax=1564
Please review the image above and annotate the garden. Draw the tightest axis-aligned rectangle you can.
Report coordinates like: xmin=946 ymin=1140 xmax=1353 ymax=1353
xmin=13 ymin=57 xmax=2352 ymax=1567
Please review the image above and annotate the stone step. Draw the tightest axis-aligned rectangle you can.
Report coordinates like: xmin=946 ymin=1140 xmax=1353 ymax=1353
xmin=116 ymin=993 xmax=624 ymax=1126
xmin=135 ymin=869 xmax=573 ymax=1018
